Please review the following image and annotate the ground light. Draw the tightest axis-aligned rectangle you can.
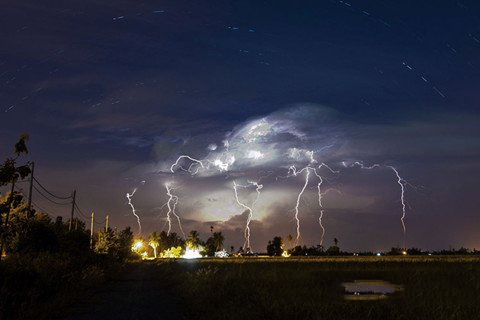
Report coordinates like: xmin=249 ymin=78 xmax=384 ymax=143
xmin=182 ymin=245 xmax=202 ymax=259
xmin=282 ymin=250 xmax=291 ymax=257
xmin=132 ymin=240 xmax=144 ymax=253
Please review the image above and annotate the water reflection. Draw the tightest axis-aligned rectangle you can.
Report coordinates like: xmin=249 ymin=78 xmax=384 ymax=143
xmin=342 ymin=280 xmax=403 ymax=300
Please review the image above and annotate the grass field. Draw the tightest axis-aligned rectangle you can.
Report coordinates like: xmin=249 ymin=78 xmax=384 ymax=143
xmin=153 ymin=256 xmax=480 ymax=320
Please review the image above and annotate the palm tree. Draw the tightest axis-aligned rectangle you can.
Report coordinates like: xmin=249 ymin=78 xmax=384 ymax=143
xmin=148 ymin=232 xmax=160 ymax=258
xmin=187 ymin=230 xmax=201 ymax=249
xmin=212 ymin=232 xmax=224 ymax=251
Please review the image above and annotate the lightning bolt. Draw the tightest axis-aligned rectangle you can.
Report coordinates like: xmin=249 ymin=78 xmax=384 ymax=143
xmin=126 ymin=181 xmax=145 ymax=235
xmin=233 ymin=180 xmax=263 ymax=252
xmin=164 ymin=183 xmax=186 ymax=239
xmin=288 ymin=166 xmax=311 ymax=245
xmin=286 ymin=156 xmax=338 ymax=246
xmin=312 ymin=163 xmax=338 ymax=246
xmin=347 ymin=161 xmax=409 ymax=248
xmin=387 ymin=166 xmax=407 ymax=248
xmin=166 ymin=150 xmax=234 ymax=240
xmin=170 ymin=155 xmax=204 ymax=174
xmin=164 ymin=155 xmax=207 ymax=239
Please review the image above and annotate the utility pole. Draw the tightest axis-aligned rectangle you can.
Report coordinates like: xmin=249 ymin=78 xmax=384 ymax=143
xmin=69 ymin=190 xmax=76 ymax=231
xmin=27 ymin=162 xmax=35 ymax=214
xmin=105 ymin=214 xmax=109 ymax=232
xmin=90 ymin=211 xmax=94 ymax=249
xmin=0 ymin=179 xmax=16 ymax=261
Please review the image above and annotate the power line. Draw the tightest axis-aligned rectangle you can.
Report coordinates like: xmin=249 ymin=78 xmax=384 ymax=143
xmin=74 ymin=202 xmax=89 ymax=220
xmin=74 ymin=202 xmax=104 ymax=225
xmin=33 ymin=177 xmax=72 ymax=200
xmin=6 ymin=169 xmax=89 ymax=230
xmin=93 ymin=218 xmax=105 ymax=225
xmin=32 ymin=184 xmax=71 ymax=206
xmin=31 ymin=200 xmax=57 ymax=218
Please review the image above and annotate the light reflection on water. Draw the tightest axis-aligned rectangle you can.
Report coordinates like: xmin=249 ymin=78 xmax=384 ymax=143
xmin=342 ymin=280 xmax=403 ymax=300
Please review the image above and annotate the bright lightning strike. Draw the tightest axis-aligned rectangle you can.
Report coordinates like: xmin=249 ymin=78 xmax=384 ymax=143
xmin=348 ymin=161 xmax=409 ymax=248
xmin=387 ymin=166 xmax=407 ymax=248
xmin=126 ymin=181 xmax=145 ymax=235
xmin=164 ymin=183 xmax=186 ymax=239
xmin=170 ymin=155 xmax=204 ymax=175
xmin=313 ymin=163 xmax=338 ymax=246
xmin=288 ymin=165 xmax=311 ymax=245
xmin=232 ymin=180 xmax=263 ymax=252
xmin=286 ymin=157 xmax=338 ymax=246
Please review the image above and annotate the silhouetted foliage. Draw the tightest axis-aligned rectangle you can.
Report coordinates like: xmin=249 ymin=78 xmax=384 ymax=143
xmin=0 ymin=134 xmax=31 ymax=186
xmin=117 ymin=227 xmax=134 ymax=260
xmin=267 ymin=236 xmax=283 ymax=256
xmin=187 ymin=230 xmax=201 ymax=249
xmin=290 ymin=245 xmax=325 ymax=256
xmin=202 ymin=232 xmax=224 ymax=256
xmin=326 ymin=245 xmax=340 ymax=255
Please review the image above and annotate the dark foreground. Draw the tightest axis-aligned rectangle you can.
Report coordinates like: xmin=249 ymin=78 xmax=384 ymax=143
xmin=64 ymin=263 xmax=180 ymax=320
xmin=62 ymin=256 xmax=480 ymax=320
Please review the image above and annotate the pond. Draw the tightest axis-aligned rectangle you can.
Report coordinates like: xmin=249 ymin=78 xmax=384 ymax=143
xmin=342 ymin=280 xmax=403 ymax=300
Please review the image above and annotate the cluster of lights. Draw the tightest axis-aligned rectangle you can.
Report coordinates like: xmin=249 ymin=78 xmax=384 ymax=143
xmin=131 ymin=241 xmax=205 ymax=259
xmin=214 ymin=250 xmax=229 ymax=258
xmin=132 ymin=240 xmax=144 ymax=252
xmin=282 ymin=250 xmax=291 ymax=258
xmin=182 ymin=245 xmax=203 ymax=259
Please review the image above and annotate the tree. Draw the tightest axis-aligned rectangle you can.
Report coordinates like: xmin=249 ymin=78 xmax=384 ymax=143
xmin=202 ymin=232 xmax=224 ymax=257
xmin=388 ymin=247 xmax=403 ymax=255
xmin=2 ymin=192 xmax=90 ymax=255
xmin=0 ymin=134 xmax=31 ymax=187
xmin=187 ymin=230 xmax=201 ymax=249
xmin=148 ymin=231 xmax=160 ymax=258
xmin=0 ymin=135 xmax=32 ymax=257
xmin=325 ymin=237 xmax=340 ymax=256
xmin=203 ymin=238 xmax=216 ymax=256
xmin=68 ymin=217 xmax=86 ymax=231
xmin=212 ymin=232 xmax=224 ymax=251
xmin=267 ymin=236 xmax=283 ymax=256
xmin=117 ymin=227 xmax=134 ymax=260
xmin=95 ymin=229 xmax=117 ymax=254
xmin=160 ymin=246 xmax=182 ymax=258
xmin=12 ymin=219 xmax=59 ymax=253
xmin=326 ymin=246 xmax=340 ymax=255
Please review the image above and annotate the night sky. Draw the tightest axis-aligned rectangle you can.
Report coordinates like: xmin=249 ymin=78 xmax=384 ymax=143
xmin=1 ymin=0 xmax=479 ymax=252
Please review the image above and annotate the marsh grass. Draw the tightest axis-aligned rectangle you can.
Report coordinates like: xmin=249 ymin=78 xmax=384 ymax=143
xmin=155 ymin=256 xmax=480 ymax=320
